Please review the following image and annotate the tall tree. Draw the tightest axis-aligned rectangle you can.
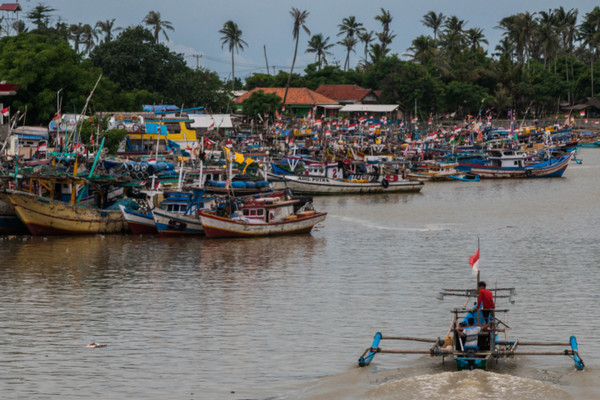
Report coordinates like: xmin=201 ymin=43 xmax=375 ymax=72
xmin=337 ymin=16 xmax=364 ymax=70
xmin=358 ymin=30 xmax=375 ymax=64
xmin=142 ymin=11 xmax=174 ymax=43
xmin=421 ymin=11 xmax=445 ymax=40
xmin=26 ymin=4 xmax=55 ymax=32
xmin=306 ymin=34 xmax=334 ymax=70
xmin=579 ymin=7 xmax=600 ymax=97
xmin=219 ymin=20 xmax=248 ymax=93
xmin=96 ymin=19 xmax=120 ymax=43
xmin=283 ymin=8 xmax=310 ymax=105
xmin=375 ymin=8 xmax=394 ymax=56
xmin=465 ymin=28 xmax=488 ymax=52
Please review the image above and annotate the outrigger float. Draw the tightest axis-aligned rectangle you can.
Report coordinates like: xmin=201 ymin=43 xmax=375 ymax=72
xmin=358 ymin=270 xmax=584 ymax=371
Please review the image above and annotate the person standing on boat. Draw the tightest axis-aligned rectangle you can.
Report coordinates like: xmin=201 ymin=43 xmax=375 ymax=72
xmin=476 ymin=281 xmax=495 ymax=322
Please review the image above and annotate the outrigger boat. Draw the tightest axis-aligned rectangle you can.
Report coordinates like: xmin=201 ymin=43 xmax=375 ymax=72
xmin=358 ymin=259 xmax=585 ymax=371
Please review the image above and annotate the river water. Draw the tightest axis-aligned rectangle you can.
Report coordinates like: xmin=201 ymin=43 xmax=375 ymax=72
xmin=1 ymin=148 xmax=599 ymax=400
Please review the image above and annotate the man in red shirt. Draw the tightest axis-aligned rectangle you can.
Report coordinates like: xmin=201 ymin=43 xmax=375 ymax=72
xmin=476 ymin=281 xmax=495 ymax=322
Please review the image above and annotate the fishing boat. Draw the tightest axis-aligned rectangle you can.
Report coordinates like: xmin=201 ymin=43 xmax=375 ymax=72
xmin=456 ymin=149 xmax=574 ymax=178
xmin=0 ymin=194 xmax=28 ymax=234
xmin=5 ymin=189 xmax=127 ymax=235
xmin=448 ymin=173 xmax=480 ymax=182
xmin=199 ymin=196 xmax=326 ymax=238
xmin=151 ymin=189 xmax=217 ymax=237
xmin=269 ymin=158 xmax=423 ymax=195
xmin=407 ymin=161 xmax=464 ymax=181
xmin=357 ymin=252 xmax=585 ymax=371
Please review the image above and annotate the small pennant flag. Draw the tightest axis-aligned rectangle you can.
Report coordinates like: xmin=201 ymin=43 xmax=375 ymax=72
xmin=469 ymin=249 xmax=480 ymax=275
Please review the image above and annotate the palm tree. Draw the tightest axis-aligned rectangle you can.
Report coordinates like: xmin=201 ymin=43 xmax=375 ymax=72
xmin=421 ymin=11 xmax=445 ymax=40
xmin=81 ymin=24 xmax=97 ymax=54
xmin=219 ymin=20 xmax=248 ymax=93
xmin=338 ymin=36 xmax=358 ymax=71
xmin=306 ymin=34 xmax=334 ymax=69
xmin=406 ymin=35 xmax=438 ymax=64
xmin=465 ymin=28 xmax=488 ymax=52
xmin=536 ymin=10 xmax=559 ymax=69
xmin=143 ymin=11 xmax=174 ymax=43
xmin=283 ymin=8 xmax=310 ymax=105
xmin=579 ymin=7 xmax=600 ymax=97
xmin=358 ymin=30 xmax=375 ymax=64
xmin=375 ymin=8 xmax=393 ymax=56
xmin=337 ymin=16 xmax=364 ymax=70
xmin=96 ymin=19 xmax=120 ymax=43
xmin=69 ymin=23 xmax=85 ymax=53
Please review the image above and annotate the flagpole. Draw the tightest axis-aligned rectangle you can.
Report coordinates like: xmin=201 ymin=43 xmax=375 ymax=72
xmin=476 ymin=237 xmax=480 ymax=286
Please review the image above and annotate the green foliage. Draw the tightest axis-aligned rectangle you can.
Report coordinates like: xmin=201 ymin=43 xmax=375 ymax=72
xmin=0 ymin=33 xmax=115 ymax=123
xmin=242 ymin=90 xmax=282 ymax=119
xmin=89 ymin=26 xmax=187 ymax=96
xmin=100 ymin=129 xmax=128 ymax=155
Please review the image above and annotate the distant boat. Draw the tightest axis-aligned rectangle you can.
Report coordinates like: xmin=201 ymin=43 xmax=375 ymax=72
xmin=269 ymin=159 xmax=423 ymax=195
xmin=456 ymin=149 xmax=574 ymax=178
xmin=199 ymin=197 xmax=326 ymax=238
xmin=6 ymin=189 xmax=128 ymax=235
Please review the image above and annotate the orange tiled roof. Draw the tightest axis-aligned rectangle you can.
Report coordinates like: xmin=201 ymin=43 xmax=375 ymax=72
xmin=234 ymin=87 xmax=338 ymax=105
xmin=315 ymin=84 xmax=375 ymax=102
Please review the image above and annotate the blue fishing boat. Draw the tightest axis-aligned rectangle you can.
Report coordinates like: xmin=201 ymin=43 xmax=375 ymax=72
xmin=152 ymin=189 xmax=217 ymax=237
xmin=357 ymin=254 xmax=585 ymax=371
xmin=456 ymin=149 xmax=574 ymax=178
xmin=448 ymin=173 xmax=480 ymax=182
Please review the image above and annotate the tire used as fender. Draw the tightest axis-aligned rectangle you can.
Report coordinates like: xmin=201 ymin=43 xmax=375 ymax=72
xmin=381 ymin=178 xmax=389 ymax=188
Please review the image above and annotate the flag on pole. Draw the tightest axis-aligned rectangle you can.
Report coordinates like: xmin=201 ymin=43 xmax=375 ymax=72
xmin=579 ymin=110 xmax=585 ymax=117
xmin=469 ymin=249 xmax=480 ymax=275
xmin=1 ymin=107 xmax=9 ymax=117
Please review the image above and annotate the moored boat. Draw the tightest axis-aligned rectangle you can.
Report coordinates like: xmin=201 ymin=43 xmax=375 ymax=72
xmin=199 ymin=196 xmax=326 ymax=238
xmin=456 ymin=149 xmax=574 ymax=178
xmin=5 ymin=189 xmax=128 ymax=235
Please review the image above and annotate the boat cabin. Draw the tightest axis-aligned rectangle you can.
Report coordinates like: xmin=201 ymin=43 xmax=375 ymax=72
xmin=487 ymin=150 xmax=526 ymax=168
xmin=159 ymin=190 xmax=215 ymax=215
xmin=238 ymin=197 xmax=299 ymax=223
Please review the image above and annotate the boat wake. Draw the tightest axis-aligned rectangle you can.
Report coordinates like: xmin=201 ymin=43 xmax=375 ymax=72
xmin=367 ymin=370 xmax=570 ymax=400
xmin=332 ymin=215 xmax=453 ymax=232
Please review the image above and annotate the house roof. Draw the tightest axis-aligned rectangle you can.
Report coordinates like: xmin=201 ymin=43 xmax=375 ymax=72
xmin=315 ymin=84 xmax=376 ymax=102
xmin=234 ymin=87 xmax=338 ymax=106
xmin=0 ymin=83 xmax=21 ymax=95
xmin=0 ymin=3 xmax=21 ymax=11
xmin=339 ymin=104 xmax=399 ymax=113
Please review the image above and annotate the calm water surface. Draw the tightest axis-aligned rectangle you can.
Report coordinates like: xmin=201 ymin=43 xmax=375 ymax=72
xmin=1 ymin=148 xmax=599 ymax=400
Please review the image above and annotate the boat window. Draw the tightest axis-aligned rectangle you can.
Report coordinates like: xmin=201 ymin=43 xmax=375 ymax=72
xmin=257 ymin=209 xmax=264 ymax=216
xmin=243 ymin=209 xmax=249 ymax=216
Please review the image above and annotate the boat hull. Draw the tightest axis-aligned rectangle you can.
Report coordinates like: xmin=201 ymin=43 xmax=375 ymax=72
xmin=6 ymin=190 xmax=128 ymax=235
xmin=199 ymin=211 xmax=327 ymax=238
xmin=0 ymin=194 xmax=28 ymax=234
xmin=270 ymin=175 xmax=423 ymax=195
xmin=457 ymin=152 xmax=573 ymax=178
xmin=118 ymin=205 xmax=156 ymax=234
xmin=152 ymin=208 xmax=205 ymax=237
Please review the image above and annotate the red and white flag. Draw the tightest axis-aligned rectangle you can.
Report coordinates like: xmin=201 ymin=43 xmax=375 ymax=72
xmin=1 ymin=107 xmax=9 ymax=117
xmin=579 ymin=110 xmax=585 ymax=117
xmin=348 ymin=123 xmax=356 ymax=131
xmin=37 ymin=141 xmax=47 ymax=152
xmin=469 ymin=249 xmax=480 ymax=275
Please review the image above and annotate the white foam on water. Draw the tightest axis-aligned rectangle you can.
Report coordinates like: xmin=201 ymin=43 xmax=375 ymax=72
xmin=366 ymin=370 xmax=570 ymax=400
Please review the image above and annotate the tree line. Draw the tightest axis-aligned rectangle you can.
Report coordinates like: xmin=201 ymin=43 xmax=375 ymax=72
xmin=1 ymin=4 xmax=600 ymax=125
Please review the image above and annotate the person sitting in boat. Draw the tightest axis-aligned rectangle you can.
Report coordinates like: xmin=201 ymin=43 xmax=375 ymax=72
xmin=457 ymin=318 xmax=492 ymax=350
xmin=476 ymin=281 xmax=495 ymax=323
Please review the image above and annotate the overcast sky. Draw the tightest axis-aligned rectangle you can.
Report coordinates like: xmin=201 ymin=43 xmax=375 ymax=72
xmin=23 ymin=1 xmax=600 ymax=81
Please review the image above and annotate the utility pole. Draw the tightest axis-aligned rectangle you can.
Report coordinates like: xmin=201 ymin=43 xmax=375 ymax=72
xmin=191 ymin=54 xmax=202 ymax=71
xmin=264 ymin=45 xmax=270 ymax=75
